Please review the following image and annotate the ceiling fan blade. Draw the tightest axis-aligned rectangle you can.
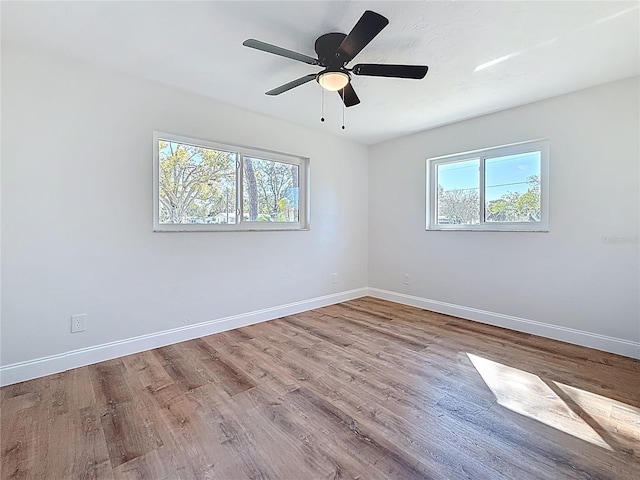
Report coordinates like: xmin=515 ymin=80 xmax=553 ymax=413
xmin=338 ymin=83 xmax=360 ymax=107
xmin=337 ymin=11 xmax=389 ymax=64
xmin=265 ymin=74 xmax=317 ymax=96
xmin=243 ymin=39 xmax=319 ymax=65
xmin=353 ymin=64 xmax=428 ymax=79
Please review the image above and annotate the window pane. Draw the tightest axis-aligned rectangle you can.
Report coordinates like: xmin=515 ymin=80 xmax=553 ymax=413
xmin=436 ymin=159 xmax=480 ymax=225
xmin=158 ymin=140 xmax=237 ymax=224
xmin=243 ymin=157 xmax=299 ymax=222
xmin=485 ymin=151 xmax=541 ymax=222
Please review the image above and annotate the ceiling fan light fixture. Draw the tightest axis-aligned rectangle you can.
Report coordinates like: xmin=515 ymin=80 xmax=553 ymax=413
xmin=317 ymin=71 xmax=350 ymax=91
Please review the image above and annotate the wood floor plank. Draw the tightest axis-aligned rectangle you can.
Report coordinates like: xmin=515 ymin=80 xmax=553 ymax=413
xmin=89 ymin=359 xmax=134 ymax=406
xmin=68 ymin=367 xmax=99 ymax=412
xmin=283 ymin=386 xmax=429 ymax=479
xmin=152 ymin=345 xmax=214 ymax=393
xmin=0 ymin=376 xmax=50 ymax=403
xmin=188 ymin=338 xmax=256 ymax=396
xmin=203 ymin=334 xmax=302 ymax=395
xmin=112 ymin=447 xmax=177 ymax=480
xmin=99 ymin=398 xmax=163 ymax=469
xmin=2 ymin=297 xmax=639 ymax=479
xmin=68 ymin=406 xmax=113 ymax=480
xmin=185 ymin=385 xmax=277 ymax=480
xmin=198 ymin=381 xmax=345 ymax=479
xmin=121 ymin=351 xmax=173 ymax=391
xmin=1 ymin=404 xmax=50 ymax=479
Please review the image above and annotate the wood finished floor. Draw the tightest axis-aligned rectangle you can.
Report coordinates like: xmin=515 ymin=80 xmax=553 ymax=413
xmin=2 ymin=297 xmax=639 ymax=479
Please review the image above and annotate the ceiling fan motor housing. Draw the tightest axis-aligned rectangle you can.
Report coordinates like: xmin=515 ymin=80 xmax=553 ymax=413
xmin=314 ymin=33 xmax=348 ymax=68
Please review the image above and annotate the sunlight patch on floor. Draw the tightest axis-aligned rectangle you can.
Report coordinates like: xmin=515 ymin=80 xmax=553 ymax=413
xmin=467 ymin=352 xmax=613 ymax=450
xmin=554 ymin=381 xmax=640 ymax=442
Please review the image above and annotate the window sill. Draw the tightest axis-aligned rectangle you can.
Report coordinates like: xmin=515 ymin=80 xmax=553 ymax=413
xmin=154 ymin=225 xmax=310 ymax=232
xmin=426 ymin=227 xmax=549 ymax=232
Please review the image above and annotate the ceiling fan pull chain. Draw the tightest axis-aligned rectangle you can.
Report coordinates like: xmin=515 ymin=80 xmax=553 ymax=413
xmin=320 ymin=88 xmax=325 ymax=122
xmin=341 ymin=89 xmax=346 ymax=130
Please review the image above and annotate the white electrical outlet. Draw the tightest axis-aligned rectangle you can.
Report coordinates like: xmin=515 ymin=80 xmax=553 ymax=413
xmin=71 ymin=314 xmax=86 ymax=333
xmin=332 ymin=273 xmax=338 ymax=284
xmin=403 ymin=274 xmax=410 ymax=285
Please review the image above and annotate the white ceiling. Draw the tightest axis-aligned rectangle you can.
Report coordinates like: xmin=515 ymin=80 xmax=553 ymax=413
xmin=2 ymin=1 xmax=639 ymax=145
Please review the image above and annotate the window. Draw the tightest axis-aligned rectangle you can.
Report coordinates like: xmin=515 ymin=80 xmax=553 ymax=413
xmin=426 ymin=139 xmax=549 ymax=231
xmin=153 ymin=132 xmax=309 ymax=231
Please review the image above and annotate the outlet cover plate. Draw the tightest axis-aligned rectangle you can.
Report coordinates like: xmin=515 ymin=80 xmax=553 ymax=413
xmin=71 ymin=314 xmax=86 ymax=333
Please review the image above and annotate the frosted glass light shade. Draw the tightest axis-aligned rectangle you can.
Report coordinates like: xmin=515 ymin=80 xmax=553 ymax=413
xmin=317 ymin=71 xmax=349 ymax=91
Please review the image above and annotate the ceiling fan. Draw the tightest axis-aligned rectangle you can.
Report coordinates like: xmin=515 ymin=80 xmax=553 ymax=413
xmin=242 ymin=10 xmax=429 ymax=108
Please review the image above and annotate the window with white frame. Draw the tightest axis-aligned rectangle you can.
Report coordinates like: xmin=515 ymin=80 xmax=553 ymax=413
xmin=426 ymin=139 xmax=549 ymax=231
xmin=153 ymin=132 xmax=309 ymax=231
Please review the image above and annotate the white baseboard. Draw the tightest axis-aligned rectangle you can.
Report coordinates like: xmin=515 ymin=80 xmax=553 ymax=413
xmin=367 ymin=288 xmax=640 ymax=360
xmin=0 ymin=288 xmax=368 ymax=387
xmin=3 ymin=286 xmax=638 ymax=387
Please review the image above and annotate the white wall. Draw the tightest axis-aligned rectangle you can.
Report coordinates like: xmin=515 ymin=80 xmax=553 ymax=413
xmin=1 ymin=45 xmax=369 ymax=367
xmin=368 ymin=77 xmax=639 ymax=353
xmin=2 ymin=44 xmax=638 ymax=382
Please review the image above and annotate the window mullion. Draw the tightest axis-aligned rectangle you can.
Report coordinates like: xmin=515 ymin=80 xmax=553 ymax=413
xmin=479 ymin=156 xmax=486 ymax=225
xmin=428 ymin=162 xmax=435 ymax=229
xmin=432 ymin=162 xmax=437 ymax=229
xmin=237 ymin=154 xmax=243 ymax=224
